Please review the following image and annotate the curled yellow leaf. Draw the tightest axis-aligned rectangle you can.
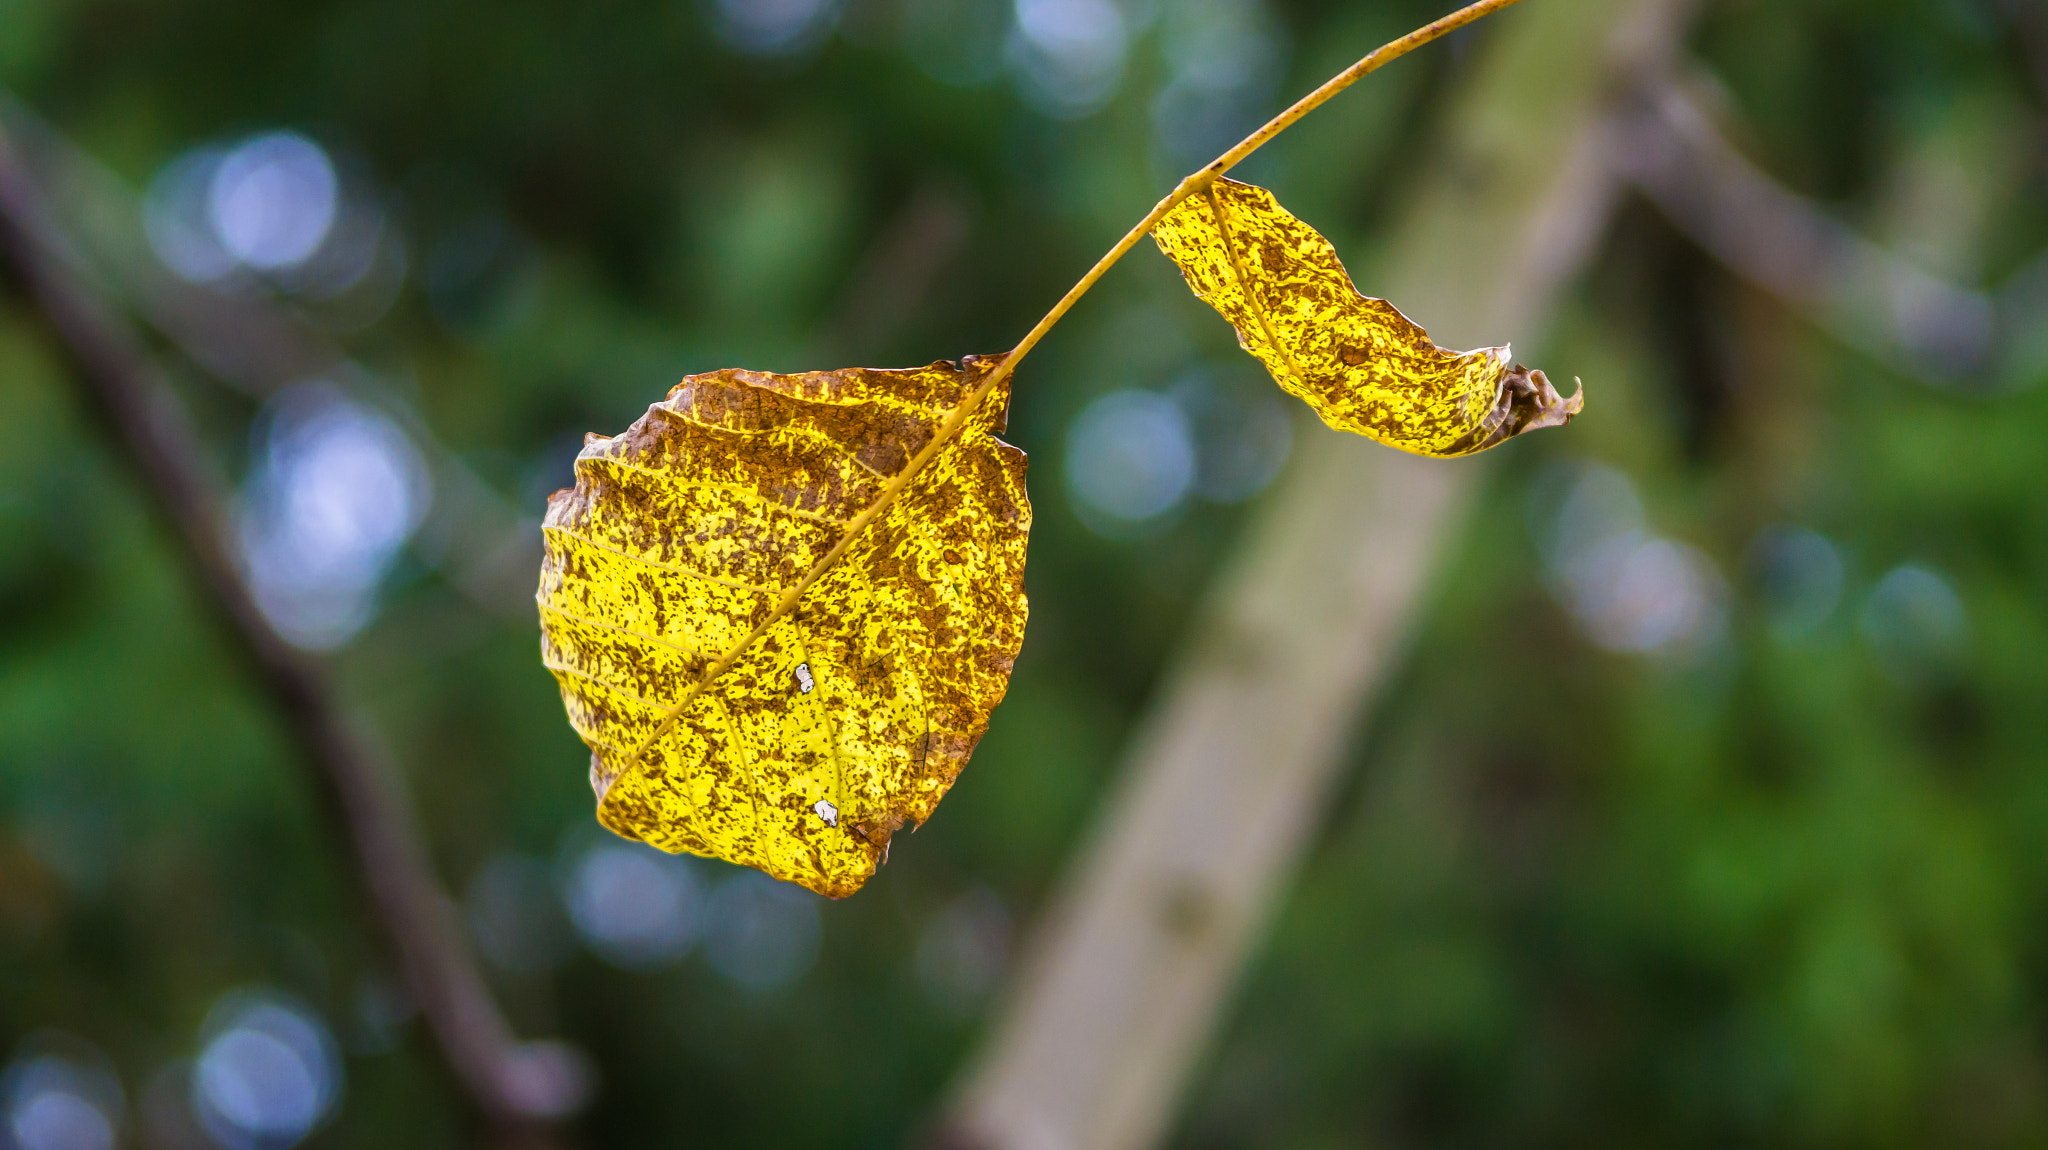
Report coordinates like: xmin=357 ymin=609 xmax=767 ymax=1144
xmin=537 ymin=360 xmax=1030 ymax=897
xmin=1152 ymin=177 xmax=1580 ymax=456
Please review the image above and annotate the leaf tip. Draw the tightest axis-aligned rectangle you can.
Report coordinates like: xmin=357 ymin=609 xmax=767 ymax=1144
xmin=1497 ymin=364 xmax=1581 ymax=441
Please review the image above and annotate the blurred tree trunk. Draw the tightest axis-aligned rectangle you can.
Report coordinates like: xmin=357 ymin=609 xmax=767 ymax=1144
xmin=937 ymin=2 xmax=1695 ymax=1148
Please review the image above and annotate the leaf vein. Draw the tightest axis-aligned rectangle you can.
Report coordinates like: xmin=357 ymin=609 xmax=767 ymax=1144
xmin=538 ymin=600 xmax=714 ymax=661
xmin=544 ymin=659 xmax=671 ymax=713
xmin=541 ymin=524 xmax=782 ymax=598
xmin=586 ymin=452 xmax=854 ymax=526
xmin=1206 ymin=182 xmax=1312 ymax=391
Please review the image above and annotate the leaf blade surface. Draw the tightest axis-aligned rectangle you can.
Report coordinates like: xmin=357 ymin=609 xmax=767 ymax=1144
xmin=538 ymin=359 xmax=1030 ymax=897
xmin=1153 ymin=177 xmax=1578 ymax=455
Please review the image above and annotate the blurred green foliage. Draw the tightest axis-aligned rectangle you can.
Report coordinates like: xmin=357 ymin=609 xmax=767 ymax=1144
xmin=0 ymin=0 xmax=2044 ymax=1147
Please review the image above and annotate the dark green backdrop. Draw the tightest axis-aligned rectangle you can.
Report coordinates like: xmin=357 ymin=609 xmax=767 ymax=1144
xmin=2 ymin=0 xmax=2045 ymax=1146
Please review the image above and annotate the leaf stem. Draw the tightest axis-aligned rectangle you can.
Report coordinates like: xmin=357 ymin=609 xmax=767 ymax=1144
xmin=621 ymin=0 xmax=1533 ymax=772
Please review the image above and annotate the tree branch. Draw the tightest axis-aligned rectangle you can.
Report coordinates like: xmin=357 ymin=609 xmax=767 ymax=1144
xmin=1608 ymin=71 xmax=2007 ymax=383
xmin=0 ymin=124 xmax=580 ymax=1146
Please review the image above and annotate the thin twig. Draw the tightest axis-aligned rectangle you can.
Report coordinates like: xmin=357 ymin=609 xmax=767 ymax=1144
xmin=1612 ymin=72 xmax=2001 ymax=380
xmin=0 ymin=124 xmax=576 ymax=1147
xmin=1995 ymin=0 xmax=2048 ymax=111
xmin=620 ymin=0 xmax=1534 ymax=777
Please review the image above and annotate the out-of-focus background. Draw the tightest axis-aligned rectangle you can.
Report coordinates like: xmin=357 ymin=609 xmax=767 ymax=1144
xmin=1 ymin=0 xmax=2046 ymax=1146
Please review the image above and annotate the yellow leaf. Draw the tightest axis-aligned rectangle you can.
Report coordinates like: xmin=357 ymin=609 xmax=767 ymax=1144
xmin=537 ymin=360 xmax=1030 ymax=898
xmin=1152 ymin=177 xmax=1580 ymax=456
